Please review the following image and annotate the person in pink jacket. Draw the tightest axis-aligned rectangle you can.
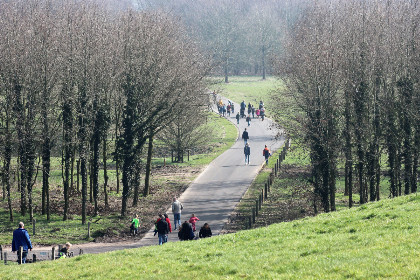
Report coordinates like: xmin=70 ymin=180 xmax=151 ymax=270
xmin=189 ymin=213 xmax=200 ymax=232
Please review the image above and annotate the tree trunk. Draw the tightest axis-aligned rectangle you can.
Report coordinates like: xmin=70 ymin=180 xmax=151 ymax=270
xmin=92 ymin=130 xmax=100 ymax=216
xmin=144 ymin=133 xmax=154 ymax=197
xmin=224 ymin=58 xmax=229 ymax=83
xmin=4 ymin=118 xmax=13 ymax=221
xmin=103 ymin=136 xmax=109 ymax=208
xmin=81 ymin=155 xmax=87 ymax=225
xmin=262 ymin=45 xmax=266 ymax=80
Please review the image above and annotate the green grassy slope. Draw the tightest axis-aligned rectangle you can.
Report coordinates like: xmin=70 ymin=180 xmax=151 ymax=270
xmin=2 ymin=194 xmax=419 ymax=279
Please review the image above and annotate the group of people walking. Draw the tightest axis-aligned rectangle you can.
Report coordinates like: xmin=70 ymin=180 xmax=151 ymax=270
xmin=235 ymin=100 xmax=266 ymax=124
xmin=149 ymin=197 xmax=212 ymax=245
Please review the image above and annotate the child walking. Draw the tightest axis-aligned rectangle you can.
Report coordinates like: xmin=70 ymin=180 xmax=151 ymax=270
xmin=189 ymin=214 xmax=200 ymax=232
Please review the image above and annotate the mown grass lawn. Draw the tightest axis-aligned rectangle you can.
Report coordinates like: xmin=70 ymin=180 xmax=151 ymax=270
xmin=1 ymin=194 xmax=419 ymax=279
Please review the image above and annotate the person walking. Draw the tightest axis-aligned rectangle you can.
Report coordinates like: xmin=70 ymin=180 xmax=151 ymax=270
xmin=236 ymin=112 xmax=240 ymax=124
xmin=240 ymin=100 xmax=246 ymax=118
xmin=246 ymin=115 xmax=251 ymax=126
xmin=12 ymin=222 xmax=33 ymax=264
xmin=260 ymin=108 xmax=265 ymax=121
xmin=189 ymin=213 xmax=200 ymax=232
xmin=156 ymin=215 xmax=169 ymax=245
xmin=242 ymin=128 xmax=249 ymax=145
xmin=199 ymin=223 xmax=212 ymax=238
xmin=244 ymin=143 xmax=250 ymax=165
xmin=172 ymin=197 xmax=183 ymax=230
xmin=130 ymin=214 xmax=140 ymax=236
xmin=227 ymin=104 xmax=231 ymax=116
xmin=263 ymin=145 xmax=271 ymax=165
xmin=164 ymin=213 xmax=172 ymax=233
xmin=251 ymin=105 xmax=255 ymax=118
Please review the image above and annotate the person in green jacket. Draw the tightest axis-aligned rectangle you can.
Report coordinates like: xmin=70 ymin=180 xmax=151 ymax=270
xmin=131 ymin=214 xmax=140 ymax=236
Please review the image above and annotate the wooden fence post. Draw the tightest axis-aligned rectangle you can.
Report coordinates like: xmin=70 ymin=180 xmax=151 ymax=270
xmin=0 ymin=245 xmax=2 ymax=260
xmin=259 ymin=194 xmax=263 ymax=209
xmin=265 ymin=184 xmax=268 ymax=199
xmin=33 ymin=254 xmax=36 ymax=263
xmin=261 ymin=189 xmax=264 ymax=203
xmin=255 ymin=200 xmax=259 ymax=216
xmin=252 ymin=208 xmax=256 ymax=223
xmin=248 ymin=216 xmax=252 ymax=229
xmin=188 ymin=150 xmax=190 ymax=161
xmin=33 ymin=219 xmax=36 ymax=236
xmin=4 ymin=252 xmax=7 ymax=265
xmin=52 ymin=247 xmax=55 ymax=260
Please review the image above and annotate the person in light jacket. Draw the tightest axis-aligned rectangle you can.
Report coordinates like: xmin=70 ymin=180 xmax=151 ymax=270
xmin=172 ymin=197 xmax=183 ymax=230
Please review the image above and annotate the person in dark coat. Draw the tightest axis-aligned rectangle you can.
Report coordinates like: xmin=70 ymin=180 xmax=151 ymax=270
xmin=263 ymin=145 xmax=271 ymax=165
xmin=236 ymin=112 xmax=240 ymax=124
xmin=199 ymin=223 xmax=212 ymax=238
xmin=246 ymin=115 xmax=251 ymax=126
xmin=242 ymin=128 xmax=249 ymax=145
xmin=244 ymin=143 xmax=250 ymax=165
xmin=178 ymin=221 xmax=194 ymax=241
xmin=156 ymin=215 xmax=169 ymax=245
xmin=12 ymin=222 xmax=33 ymax=264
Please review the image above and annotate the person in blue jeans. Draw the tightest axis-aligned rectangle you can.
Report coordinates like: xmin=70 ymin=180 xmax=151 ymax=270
xmin=156 ymin=216 xmax=169 ymax=245
xmin=172 ymin=197 xmax=183 ymax=230
xmin=263 ymin=145 xmax=271 ymax=165
xmin=12 ymin=222 xmax=33 ymax=264
xmin=244 ymin=143 xmax=250 ymax=165
xmin=242 ymin=128 xmax=249 ymax=145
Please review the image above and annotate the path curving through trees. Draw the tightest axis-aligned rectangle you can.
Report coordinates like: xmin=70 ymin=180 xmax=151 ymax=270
xmin=25 ymin=97 xmax=284 ymax=255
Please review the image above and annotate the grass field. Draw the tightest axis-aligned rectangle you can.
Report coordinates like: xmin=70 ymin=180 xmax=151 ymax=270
xmin=1 ymin=194 xmax=418 ymax=279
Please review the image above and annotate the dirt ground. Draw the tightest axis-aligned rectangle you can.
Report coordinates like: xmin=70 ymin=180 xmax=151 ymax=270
xmin=221 ymin=164 xmax=316 ymax=234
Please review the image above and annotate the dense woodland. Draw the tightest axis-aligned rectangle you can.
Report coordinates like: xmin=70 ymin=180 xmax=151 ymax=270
xmin=0 ymin=0 xmax=209 ymax=222
xmin=1 ymin=0 xmax=419 ymax=226
xmin=279 ymin=0 xmax=420 ymax=212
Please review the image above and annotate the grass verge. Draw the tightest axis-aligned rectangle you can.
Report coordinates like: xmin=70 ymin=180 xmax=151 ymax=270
xmin=1 ymin=194 xmax=419 ymax=279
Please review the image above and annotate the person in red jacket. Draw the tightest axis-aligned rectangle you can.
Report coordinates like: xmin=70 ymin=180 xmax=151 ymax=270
xmin=164 ymin=213 xmax=172 ymax=233
xmin=263 ymin=145 xmax=271 ymax=165
xmin=189 ymin=213 xmax=200 ymax=232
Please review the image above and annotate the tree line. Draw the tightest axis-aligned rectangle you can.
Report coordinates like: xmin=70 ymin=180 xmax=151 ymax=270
xmin=279 ymin=0 xmax=420 ymax=212
xmin=0 ymin=0 xmax=209 ymax=223
xmin=143 ymin=0 xmax=309 ymax=82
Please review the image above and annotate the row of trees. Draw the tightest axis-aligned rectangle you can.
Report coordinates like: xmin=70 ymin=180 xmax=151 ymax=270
xmin=280 ymin=0 xmax=420 ymax=212
xmin=143 ymin=0 xmax=308 ymax=82
xmin=0 ymin=0 xmax=209 ymax=222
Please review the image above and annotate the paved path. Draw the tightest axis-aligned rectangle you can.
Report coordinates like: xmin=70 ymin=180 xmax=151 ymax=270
xmin=5 ymin=98 xmax=283 ymax=259
xmin=138 ymin=97 xmax=284 ymax=246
